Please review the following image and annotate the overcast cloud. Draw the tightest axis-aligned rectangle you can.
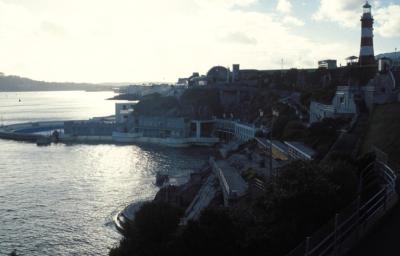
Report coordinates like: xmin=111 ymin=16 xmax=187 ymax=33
xmin=0 ymin=0 xmax=398 ymax=83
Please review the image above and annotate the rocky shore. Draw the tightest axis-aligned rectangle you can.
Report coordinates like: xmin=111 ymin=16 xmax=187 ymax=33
xmin=154 ymin=164 xmax=222 ymax=210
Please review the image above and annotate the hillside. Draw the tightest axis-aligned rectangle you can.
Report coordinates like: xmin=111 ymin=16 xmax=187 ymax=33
xmin=362 ymin=103 xmax=400 ymax=166
xmin=0 ymin=74 xmax=116 ymax=92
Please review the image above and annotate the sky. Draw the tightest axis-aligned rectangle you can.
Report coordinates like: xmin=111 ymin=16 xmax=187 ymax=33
xmin=0 ymin=0 xmax=399 ymax=83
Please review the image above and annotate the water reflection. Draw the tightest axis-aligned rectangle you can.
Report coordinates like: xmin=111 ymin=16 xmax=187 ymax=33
xmin=0 ymin=91 xmax=210 ymax=255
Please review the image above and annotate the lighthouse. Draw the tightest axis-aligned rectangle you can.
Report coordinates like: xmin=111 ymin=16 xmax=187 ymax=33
xmin=359 ymin=1 xmax=375 ymax=66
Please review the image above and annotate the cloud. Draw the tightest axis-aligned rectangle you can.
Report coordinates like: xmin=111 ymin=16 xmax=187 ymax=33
xmin=282 ymin=16 xmax=305 ymax=26
xmin=193 ymin=0 xmax=257 ymax=10
xmin=276 ymin=0 xmax=292 ymax=14
xmin=313 ymin=0 xmax=400 ymax=38
xmin=375 ymin=4 xmax=400 ymax=37
xmin=0 ymin=0 xmax=355 ymax=82
xmin=312 ymin=0 xmax=400 ymax=36
xmin=220 ymin=32 xmax=258 ymax=45
xmin=40 ymin=21 xmax=67 ymax=37
xmin=275 ymin=0 xmax=304 ymax=27
xmin=313 ymin=0 xmax=365 ymax=27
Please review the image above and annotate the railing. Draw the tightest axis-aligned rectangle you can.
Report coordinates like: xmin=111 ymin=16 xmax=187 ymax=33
xmin=214 ymin=119 xmax=260 ymax=142
xmin=287 ymin=160 xmax=398 ymax=256
xmin=209 ymin=158 xmax=231 ymax=206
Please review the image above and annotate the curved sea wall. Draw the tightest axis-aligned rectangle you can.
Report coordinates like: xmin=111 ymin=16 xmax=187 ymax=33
xmin=0 ymin=121 xmax=65 ymax=142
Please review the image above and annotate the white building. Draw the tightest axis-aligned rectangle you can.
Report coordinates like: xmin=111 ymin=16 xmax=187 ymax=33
xmin=309 ymin=102 xmax=336 ymax=124
xmin=318 ymin=60 xmax=337 ymax=69
xmin=309 ymin=86 xmax=357 ymax=124
xmin=115 ymin=103 xmax=135 ymax=124
xmin=333 ymin=86 xmax=358 ymax=114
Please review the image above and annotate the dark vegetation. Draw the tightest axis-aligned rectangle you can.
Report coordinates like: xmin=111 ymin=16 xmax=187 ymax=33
xmin=133 ymin=89 xmax=223 ymax=118
xmin=228 ymin=89 xmax=278 ymax=123
xmin=109 ymin=202 xmax=183 ymax=256
xmin=303 ymin=117 xmax=350 ymax=156
xmin=271 ymin=104 xmax=302 ymax=139
xmin=180 ymin=88 xmax=223 ymax=119
xmin=134 ymin=93 xmax=180 ymax=116
xmin=272 ymin=103 xmax=349 ymax=158
xmin=134 ymin=87 xmax=278 ymax=123
xmin=362 ymin=103 xmax=400 ymax=167
xmin=300 ymin=84 xmax=337 ymax=106
xmin=110 ymin=157 xmax=364 ymax=256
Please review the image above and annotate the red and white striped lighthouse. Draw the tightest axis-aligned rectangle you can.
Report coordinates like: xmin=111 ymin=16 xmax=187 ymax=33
xmin=359 ymin=1 xmax=375 ymax=66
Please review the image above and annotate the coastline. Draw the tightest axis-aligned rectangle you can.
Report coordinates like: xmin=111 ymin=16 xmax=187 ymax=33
xmin=114 ymin=162 xmax=221 ymax=234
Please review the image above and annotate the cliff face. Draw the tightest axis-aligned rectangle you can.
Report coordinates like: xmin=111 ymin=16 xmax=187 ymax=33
xmin=133 ymin=88 xmax=224 ymax=119
xmin=134 ymin=94 xmax=181 ymax=117
xmin=134 ymin=86 xmax=278 ymax=123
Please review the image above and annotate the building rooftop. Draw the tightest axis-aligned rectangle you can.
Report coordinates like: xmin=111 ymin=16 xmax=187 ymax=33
xmin=256 ymin=138 xmax=289 ymax=154
xmin=285 ymin=141 xmax=316 ymax=158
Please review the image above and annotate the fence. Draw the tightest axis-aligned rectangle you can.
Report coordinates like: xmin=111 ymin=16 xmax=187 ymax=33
xmin=287 ymin=160 xmax=398 ymax=256
xmin=210 ymin=158 xmax=232 ymax=206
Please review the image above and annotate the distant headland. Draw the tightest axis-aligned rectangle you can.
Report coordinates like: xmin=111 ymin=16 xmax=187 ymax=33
xmin=0 ymin=73 xmax=120 ymax=92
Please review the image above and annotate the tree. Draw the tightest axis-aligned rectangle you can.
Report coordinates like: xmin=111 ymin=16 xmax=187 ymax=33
xmin=111 ymin=160 xmax=359 ymax=256
xmin=171 ymin=208 xmax=242 ymax=256
xmin=282 ymin=121 xmax=307 ymax=140
xmin=256 ymin=160 xmax=357 ymax=255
